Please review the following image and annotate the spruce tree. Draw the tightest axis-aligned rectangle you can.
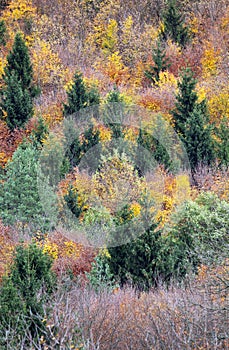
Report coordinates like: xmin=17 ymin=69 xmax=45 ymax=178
xmin=215 ymin=117 xmax=229 ymax=168
xmin=0 ymin=32 xmax=37 ymax=129
xmin=145 ymin=40 xmax=170 ymax=83
xmin=0 ymin=143 xmax=48 ymax=230
xmin=0 ymin=243 xmax=56 ymax=343
xmin=161 ymin=0 xmax=191 ymax=48
xmin=0 ymin=20 xmax=7 ymax=46
xmin=108 ymin=218 xmax=162 ymax=290
xmin=172 ymin=68 xmax=215 ymax=170
xmin=1 ymin=71 xmax=33 ymax=130
xmin=3 ymin=32 xmax=35 ymax=94
xmin=63 ymin=71 xmax=100 ymax=116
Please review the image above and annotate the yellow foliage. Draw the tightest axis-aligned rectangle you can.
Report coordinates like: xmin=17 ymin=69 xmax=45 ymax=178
xmin=147 ymin=169 xmax=191 ymax=227
xmin=196 ymin=84 xmax=207 ymax=103
xmin=154 ymin=71 xmax=178 ymax=91
xmin=94 ymin=51 xmax=130 ymax=85
xmin=208 ymin=89 xmax=229 ymax=123
xmin=92 ymin=152 xmax=146 ymax=213
xmin=201 ymin=41 xmax=221 ymax=79
xmin=43 ymin=241 xmax=58 ymax=260
xmin=123 ymin=126 xmax=138 ymax=143
xmin=129 ymin=202 xmax=141 ymax=217
xmin=35 ymin=102 xmax=63 ymax=127
xmin=32 ymin=38 xmax=67 ymax=91
xmin=122 ymin=16 xmax=134 ymax=47
xmin=97 ymin=125 xmax=112 ymax=143
xmin=2 ymin=0 xmax=36 ymax=36
xmin=101 ymin=19 xmax=118 ymax=55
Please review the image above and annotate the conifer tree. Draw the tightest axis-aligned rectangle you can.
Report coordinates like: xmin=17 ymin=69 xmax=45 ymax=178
xmin=0 ymin=20 xmax=7 ymax=46
xmin=3 ymin=32 xmax=35 ymax=94
xmin=108 ymin=215 xmax=162 ymax=290
xmin=1 ymin=71 xmax=33 ymax=130
xmin=0 ymin=32 xmax=37 ymax=129
xmin=0 ymin=143 xmax=48 ymax=230
xmin=63 ymin=71 xmax=100 ymax=116
xmin=161 ymin=0 xmax=191 ymax=48
xmin=145 ymin=40 xmax=170 ymax=83
xmin=172 ymin=68 xmax=215 ymax=170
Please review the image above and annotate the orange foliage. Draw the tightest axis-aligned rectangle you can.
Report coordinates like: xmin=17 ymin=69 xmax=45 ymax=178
xmin=39 ymin=231 xmax=96 ymax=278
xmin=0 ymin=119 xmax=35 ymax=167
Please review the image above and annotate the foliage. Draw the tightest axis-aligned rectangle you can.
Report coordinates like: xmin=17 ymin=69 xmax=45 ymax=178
xmin=108 ymin=211 xmax=162 ymax=290
xmin=86 ymin=250 xmax=118 ymax=292
xmin=0 ymin=243 xmax=56 ymax=344
xmin=172 ymin=68 xmax=215 ymax=170
xmin=160 ymin=192 xmax=229 ymax=282
xmin=0 ymin=20 xmax=7 ymax=46
xmin=145 ymin=40 xmax=171 ymax=83
xmin=0 ymin=32 xmax=37 ymax=129
xmin=161 ymin=0 xmax=191 ymax=48
xmin=63 ymin=71 xmax=100 ymax=116
xmin=0 ymin=142 xmax=48 ymax=230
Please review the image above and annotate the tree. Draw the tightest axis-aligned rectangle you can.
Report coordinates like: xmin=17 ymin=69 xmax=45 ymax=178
xmin=159 ymin=192 xmax=229 ymax=283
xmin=161 ymin=0 xmax=191 ymax=48
xmin=0 ymin=71 xmax=33 ymax=130
xmin=0 ymin=243 xmax=56 ymax=344
xmin=63 ymin=71 xmax=100 ymax=116
xmin=172 ymin=68 xmax=215 ymax=170
xmin=0 ymin=20 xmax=7 ymax=46
xmin=0 ymin=32 xmax=37 ymax=129
xmin=145 ymin=40 xmax=170 ymax=83
xmin=108 ymin=214 xmax=162 ymax=290
xmin=3 ymin=32 xmax=36 ymax=95
xmin=215 ymin=117 xmax=229 ymax=168
xmin=0 ymin=142 xmax=48 ymax=230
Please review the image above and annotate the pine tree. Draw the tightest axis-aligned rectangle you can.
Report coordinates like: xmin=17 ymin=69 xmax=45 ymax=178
xmin=172 ymin=68 xmax=215 ymax=170
xmin=63 ymin=71 xmax=100 ymax=116
xmin=145 ymin=40 xmax=170 ymax=83
xmin=161 ymin=0 xmax=191 ymax=48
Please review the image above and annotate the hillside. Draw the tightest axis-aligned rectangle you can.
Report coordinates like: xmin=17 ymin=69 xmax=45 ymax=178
xmin=0 ymin=0 xmax=228 ymax=348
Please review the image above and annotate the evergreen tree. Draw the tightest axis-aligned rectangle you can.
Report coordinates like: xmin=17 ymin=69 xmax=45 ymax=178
xmin=0 ymin=32 xmax=37 ymax=129
xmin=172 ymin=68 xmax=215 ymax=170
xmin=0 ymin=243 xmax=56 ymax=343
xmin=0 ymin=20 xmax=7 ymax=46
xmin=0 ymin=143 xmax=48 ymax=230
xmin=145 ymin=40 xmax=170 ymax=83
xmin=161 ymin=0 xmax=191 ymax=48
xmin=31 ymin=115 xmax=49 ymax=148
xmin=3 ymin=32 xmax=36 ymax=94
xmin=63 ymin=71 xmax=100 ymax=116
xmin=215 ymin=117 xmax=229 ymax=168
xmin=108 ymin=205 xmax=162 ymax=290
xmin=105 ymin=86 xmax=124 ymax=138
xmin=1 ymin=71 xmax=33 ymax=130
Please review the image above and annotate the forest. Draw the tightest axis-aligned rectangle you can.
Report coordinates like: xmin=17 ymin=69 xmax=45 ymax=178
xmin=0 ymin=0 xmax=228 ymax=348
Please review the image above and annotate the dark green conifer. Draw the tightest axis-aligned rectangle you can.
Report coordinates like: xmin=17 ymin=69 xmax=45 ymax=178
xmin=172 ymin=68 xmax=215 ymax=170
xmin=161 ymin=0 xmax=191 ymax=48
xmin=145 ymin=40 xmax=170 ymax=83
xmin=63 ymin=71 xmax=100 ymax=116
xmin=1 ymin=71 xmax=33 ymax=130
